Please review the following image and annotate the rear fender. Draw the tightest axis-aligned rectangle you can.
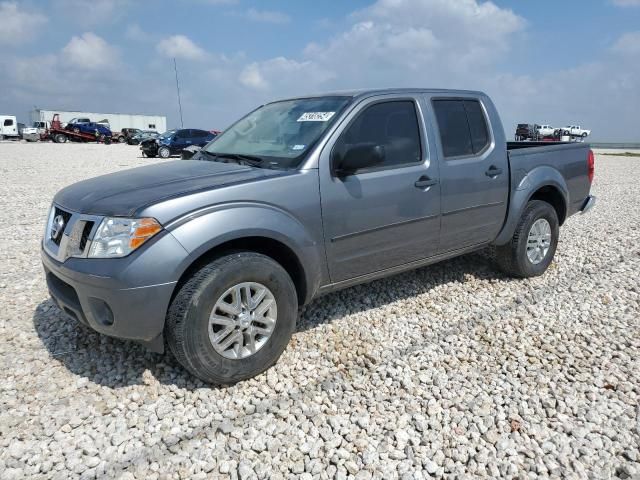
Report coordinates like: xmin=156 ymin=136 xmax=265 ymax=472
xmin=492 ymin=165 xmax=569 ymax=246
xmin=167 ymin=202 xmax=324 ymax=303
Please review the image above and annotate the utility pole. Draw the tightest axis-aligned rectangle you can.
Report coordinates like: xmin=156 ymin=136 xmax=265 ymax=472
xmin=174 ymin=58 xmax=184 ymax=128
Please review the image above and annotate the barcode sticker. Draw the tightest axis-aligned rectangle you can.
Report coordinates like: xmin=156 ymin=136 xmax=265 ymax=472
xmin=297 ymin=112 xmax=336 ymax=122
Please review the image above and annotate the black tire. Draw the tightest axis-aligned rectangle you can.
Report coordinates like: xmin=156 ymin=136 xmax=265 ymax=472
xmin=582 ymin=132 xmax=588 ymax=138
xmin=117 ymin=135 xmax=126 ymax=143
xmin=166 ymin=252 xmax=298 ymax=384
xmin=54 ymin=133 xmax=67 ymax=143
xmin=158 ymin=146 xmax=171 ymax=158
xmin=495 ymin=200 xmax=559 ymax=278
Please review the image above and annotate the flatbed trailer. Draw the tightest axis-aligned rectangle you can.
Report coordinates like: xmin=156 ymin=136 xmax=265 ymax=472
xmin=46 ymin=114 xmax=112 ymax=144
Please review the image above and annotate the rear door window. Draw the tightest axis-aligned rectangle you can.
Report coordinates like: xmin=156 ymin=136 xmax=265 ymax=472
xmin=4 ymin=119 xmax=14 ymax=126
xmin=463 ymin=100 xmax=489 ymax=153
xmin=432 ymin=100 xmax=473 ymax=157
xmin=432 ymin=99 xmax=490 ymax=157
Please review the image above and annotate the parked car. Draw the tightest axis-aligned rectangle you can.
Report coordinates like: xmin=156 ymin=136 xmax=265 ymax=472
xmin=65 ymin=121 xmax=112 ymax=138
xmin=563 ymin=125 xmax=591 ymax=137
xmin=114 ymin=128 xmax=141 ymax=143
xmin=537 ymin=124 xmax=556 ymax=137
xmin=0 ymin=115 xmax=20 ymax=140
xmin=515 ymin=123 xmax=540 ymax=141
xmin=127 ymin=130 xmax=158 ymax=145
xmin=42 ymin=88 xmax=595 ymax=384
xmin=140 ymin=128 xmax=216 ymax=158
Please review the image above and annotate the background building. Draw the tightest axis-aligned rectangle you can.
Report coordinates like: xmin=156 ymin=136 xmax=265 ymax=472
xmin=30 ymin=109 xmax=167 ymax=133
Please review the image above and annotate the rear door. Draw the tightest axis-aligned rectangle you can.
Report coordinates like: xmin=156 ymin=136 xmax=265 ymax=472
xmin=428 ymin=96 xmax=508 ymax=252
xmin=319 ymin=95 xmax=441 ymax=283
xmin=192 ymin=129 xmax=210 ymax=146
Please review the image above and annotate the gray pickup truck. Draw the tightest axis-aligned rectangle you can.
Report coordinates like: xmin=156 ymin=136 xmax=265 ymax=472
xmin=42 ymin=88 xmax=595 ymax=384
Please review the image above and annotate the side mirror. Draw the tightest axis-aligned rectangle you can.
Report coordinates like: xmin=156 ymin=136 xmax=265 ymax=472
xmin=334 ymin=143 xmax=385 ymax=176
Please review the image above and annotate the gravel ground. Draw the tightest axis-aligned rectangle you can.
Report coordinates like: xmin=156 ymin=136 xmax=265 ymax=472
xmin=0 ymin=142 xmax=638 ymax=479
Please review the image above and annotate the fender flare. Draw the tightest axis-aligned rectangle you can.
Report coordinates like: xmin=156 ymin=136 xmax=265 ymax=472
xmin=167 ymin=202 xmax=324 ymax=304
xmin=492 ymin=166 xmax=569 ymax=246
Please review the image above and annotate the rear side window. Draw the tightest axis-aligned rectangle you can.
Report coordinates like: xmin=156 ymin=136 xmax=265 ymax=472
xmin=335 ymin=100 xmax=422 ymax=169
xmin=464 ymin=100 xmax=489 ymax=153
xmin=4 ymin=119 xmax=13 ymax=126
xmin=433 ymin=99 xmax=490 ymax=157
xmin=192 ymin=129 xmax=208 ymax=138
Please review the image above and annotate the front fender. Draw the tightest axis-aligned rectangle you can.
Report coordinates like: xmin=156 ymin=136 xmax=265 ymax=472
xmin=167 ymin=202 xmax=325 ymax=303
xmin=492 ymin=165 xmax=569 ymax=246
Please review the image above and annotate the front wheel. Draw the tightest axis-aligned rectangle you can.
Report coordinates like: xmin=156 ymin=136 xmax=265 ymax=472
xmin=166 ymin=252 xmax=298 ymax=384
xmin=495 ymin=200 xmax=559 ymax=278
xmin=117 ymin=136 xmax=126 ymax=143
xmin=158 ymin=146 xmax=171 ymax=158
xmin=582 ymin=132 xmax=588 ymax=138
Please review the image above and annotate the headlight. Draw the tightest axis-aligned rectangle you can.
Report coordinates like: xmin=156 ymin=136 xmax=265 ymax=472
xmin=88 ymin=217 xmax=162 ymax=258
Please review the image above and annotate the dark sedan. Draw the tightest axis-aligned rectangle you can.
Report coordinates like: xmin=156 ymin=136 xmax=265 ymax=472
xmin=140 ymin=128 xmax=216 ymax=158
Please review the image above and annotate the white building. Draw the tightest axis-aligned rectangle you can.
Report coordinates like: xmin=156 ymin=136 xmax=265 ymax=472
xmin=30 ymin=109 xmax=167 ymax=133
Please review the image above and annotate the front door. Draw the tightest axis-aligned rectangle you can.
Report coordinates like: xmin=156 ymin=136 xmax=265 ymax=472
xmin=172 ymin=130 xmax=192 ymax=152
xmin=319 ymin=96 xmax=441 ymax=283
xmin=429 ymin=97 xmax=509 ymax=252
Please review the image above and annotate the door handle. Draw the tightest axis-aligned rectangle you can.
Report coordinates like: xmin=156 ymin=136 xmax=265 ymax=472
xmin=415 ymin=176 xmax=438 ymax=188
xmin=485 ymin=165 xmax=503 ymax=177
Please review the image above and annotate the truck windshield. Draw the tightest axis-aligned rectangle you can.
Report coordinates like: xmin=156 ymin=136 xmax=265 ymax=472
xmin=203 ymin=96 xmax=351 ymax=169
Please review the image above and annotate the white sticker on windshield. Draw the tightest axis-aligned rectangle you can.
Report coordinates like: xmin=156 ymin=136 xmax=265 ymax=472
xmin=292 ymin=144 xmax=305 ymax=150
xmin=297 ymin=112 xmax=335 ymax=122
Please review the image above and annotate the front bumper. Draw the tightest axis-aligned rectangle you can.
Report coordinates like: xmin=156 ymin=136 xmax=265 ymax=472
xmin=41 ymin=232 xmax=188 ymax=352
xmin=140 ymin=142 xmax=159 ymax=155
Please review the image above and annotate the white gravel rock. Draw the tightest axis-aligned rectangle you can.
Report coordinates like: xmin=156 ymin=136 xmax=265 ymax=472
xmin=0 ymin=144 xmax=639 ymax=478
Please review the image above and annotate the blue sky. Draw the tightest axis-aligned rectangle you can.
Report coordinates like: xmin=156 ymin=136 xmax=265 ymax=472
xmin=1 ymin=0 xmax=639 ymax=141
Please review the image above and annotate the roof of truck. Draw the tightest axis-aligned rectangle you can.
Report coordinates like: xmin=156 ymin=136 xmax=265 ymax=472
xmin=272 ymin=88 xmax=486 ymax=102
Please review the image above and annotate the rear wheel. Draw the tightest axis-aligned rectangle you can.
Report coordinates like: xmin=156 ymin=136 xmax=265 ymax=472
xmin=117 ymin=135 xmax=126 ymax=143
xmin=166 ymin=252 xmax=298 ymax=384
xmin=495 ymin=200 xmax=559 ymax=278
xmin=54 ymin=133 xmax=67 ymax=143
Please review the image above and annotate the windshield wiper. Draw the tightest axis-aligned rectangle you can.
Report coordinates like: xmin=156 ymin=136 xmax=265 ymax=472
xmin=201 ymin=151 xmax=265 ymax=167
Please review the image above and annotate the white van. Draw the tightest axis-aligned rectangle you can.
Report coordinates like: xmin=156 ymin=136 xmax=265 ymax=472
xmin=0 ymin=115 xmax=19 ymax=140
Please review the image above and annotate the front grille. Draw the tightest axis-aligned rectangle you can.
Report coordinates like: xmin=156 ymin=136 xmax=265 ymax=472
xmin=44 ymin=205 xmax=102 ymax=262
xmin=52 ymin=207 xmax=72 ymax=245
xmin=79 ymin=221 xmax=94 ymax=252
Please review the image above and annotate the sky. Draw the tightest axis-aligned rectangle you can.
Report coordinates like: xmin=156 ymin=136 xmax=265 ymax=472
xmin=1 ymin=0 xmax=639 ymax=142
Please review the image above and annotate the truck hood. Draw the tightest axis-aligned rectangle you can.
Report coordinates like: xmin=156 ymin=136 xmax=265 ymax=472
xmin=54 ymin=159 xmax=286 ymax=217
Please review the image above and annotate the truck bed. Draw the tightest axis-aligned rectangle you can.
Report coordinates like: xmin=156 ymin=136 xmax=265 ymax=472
xmin=506 ymin=141 xmax=592 ymax=221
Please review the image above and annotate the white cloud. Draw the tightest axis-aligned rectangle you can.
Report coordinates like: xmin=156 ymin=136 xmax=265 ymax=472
xmin=611 ymin=31 xmax=640 ymax=55
xmin=61 ymin=32 xmax=119 ymax=70
xmin=239 ymin=57 xmax=326 ymax=91
xmin=0 ymin=1 xmax=47 ymax=44
xmin=243 ymin=0 xmax=525 ymax=95
xmin=245 ymin=8 xmax=291 ymax=24
xmin=125 ymin=23 xmax=155 ymax=43
xmin=611 ymin=0 xmax=640 ymax=6
xmin=157 ymin=35 xmax=208 ymax=61
xmin=54 ymin=0 xmax=130 ymax=26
